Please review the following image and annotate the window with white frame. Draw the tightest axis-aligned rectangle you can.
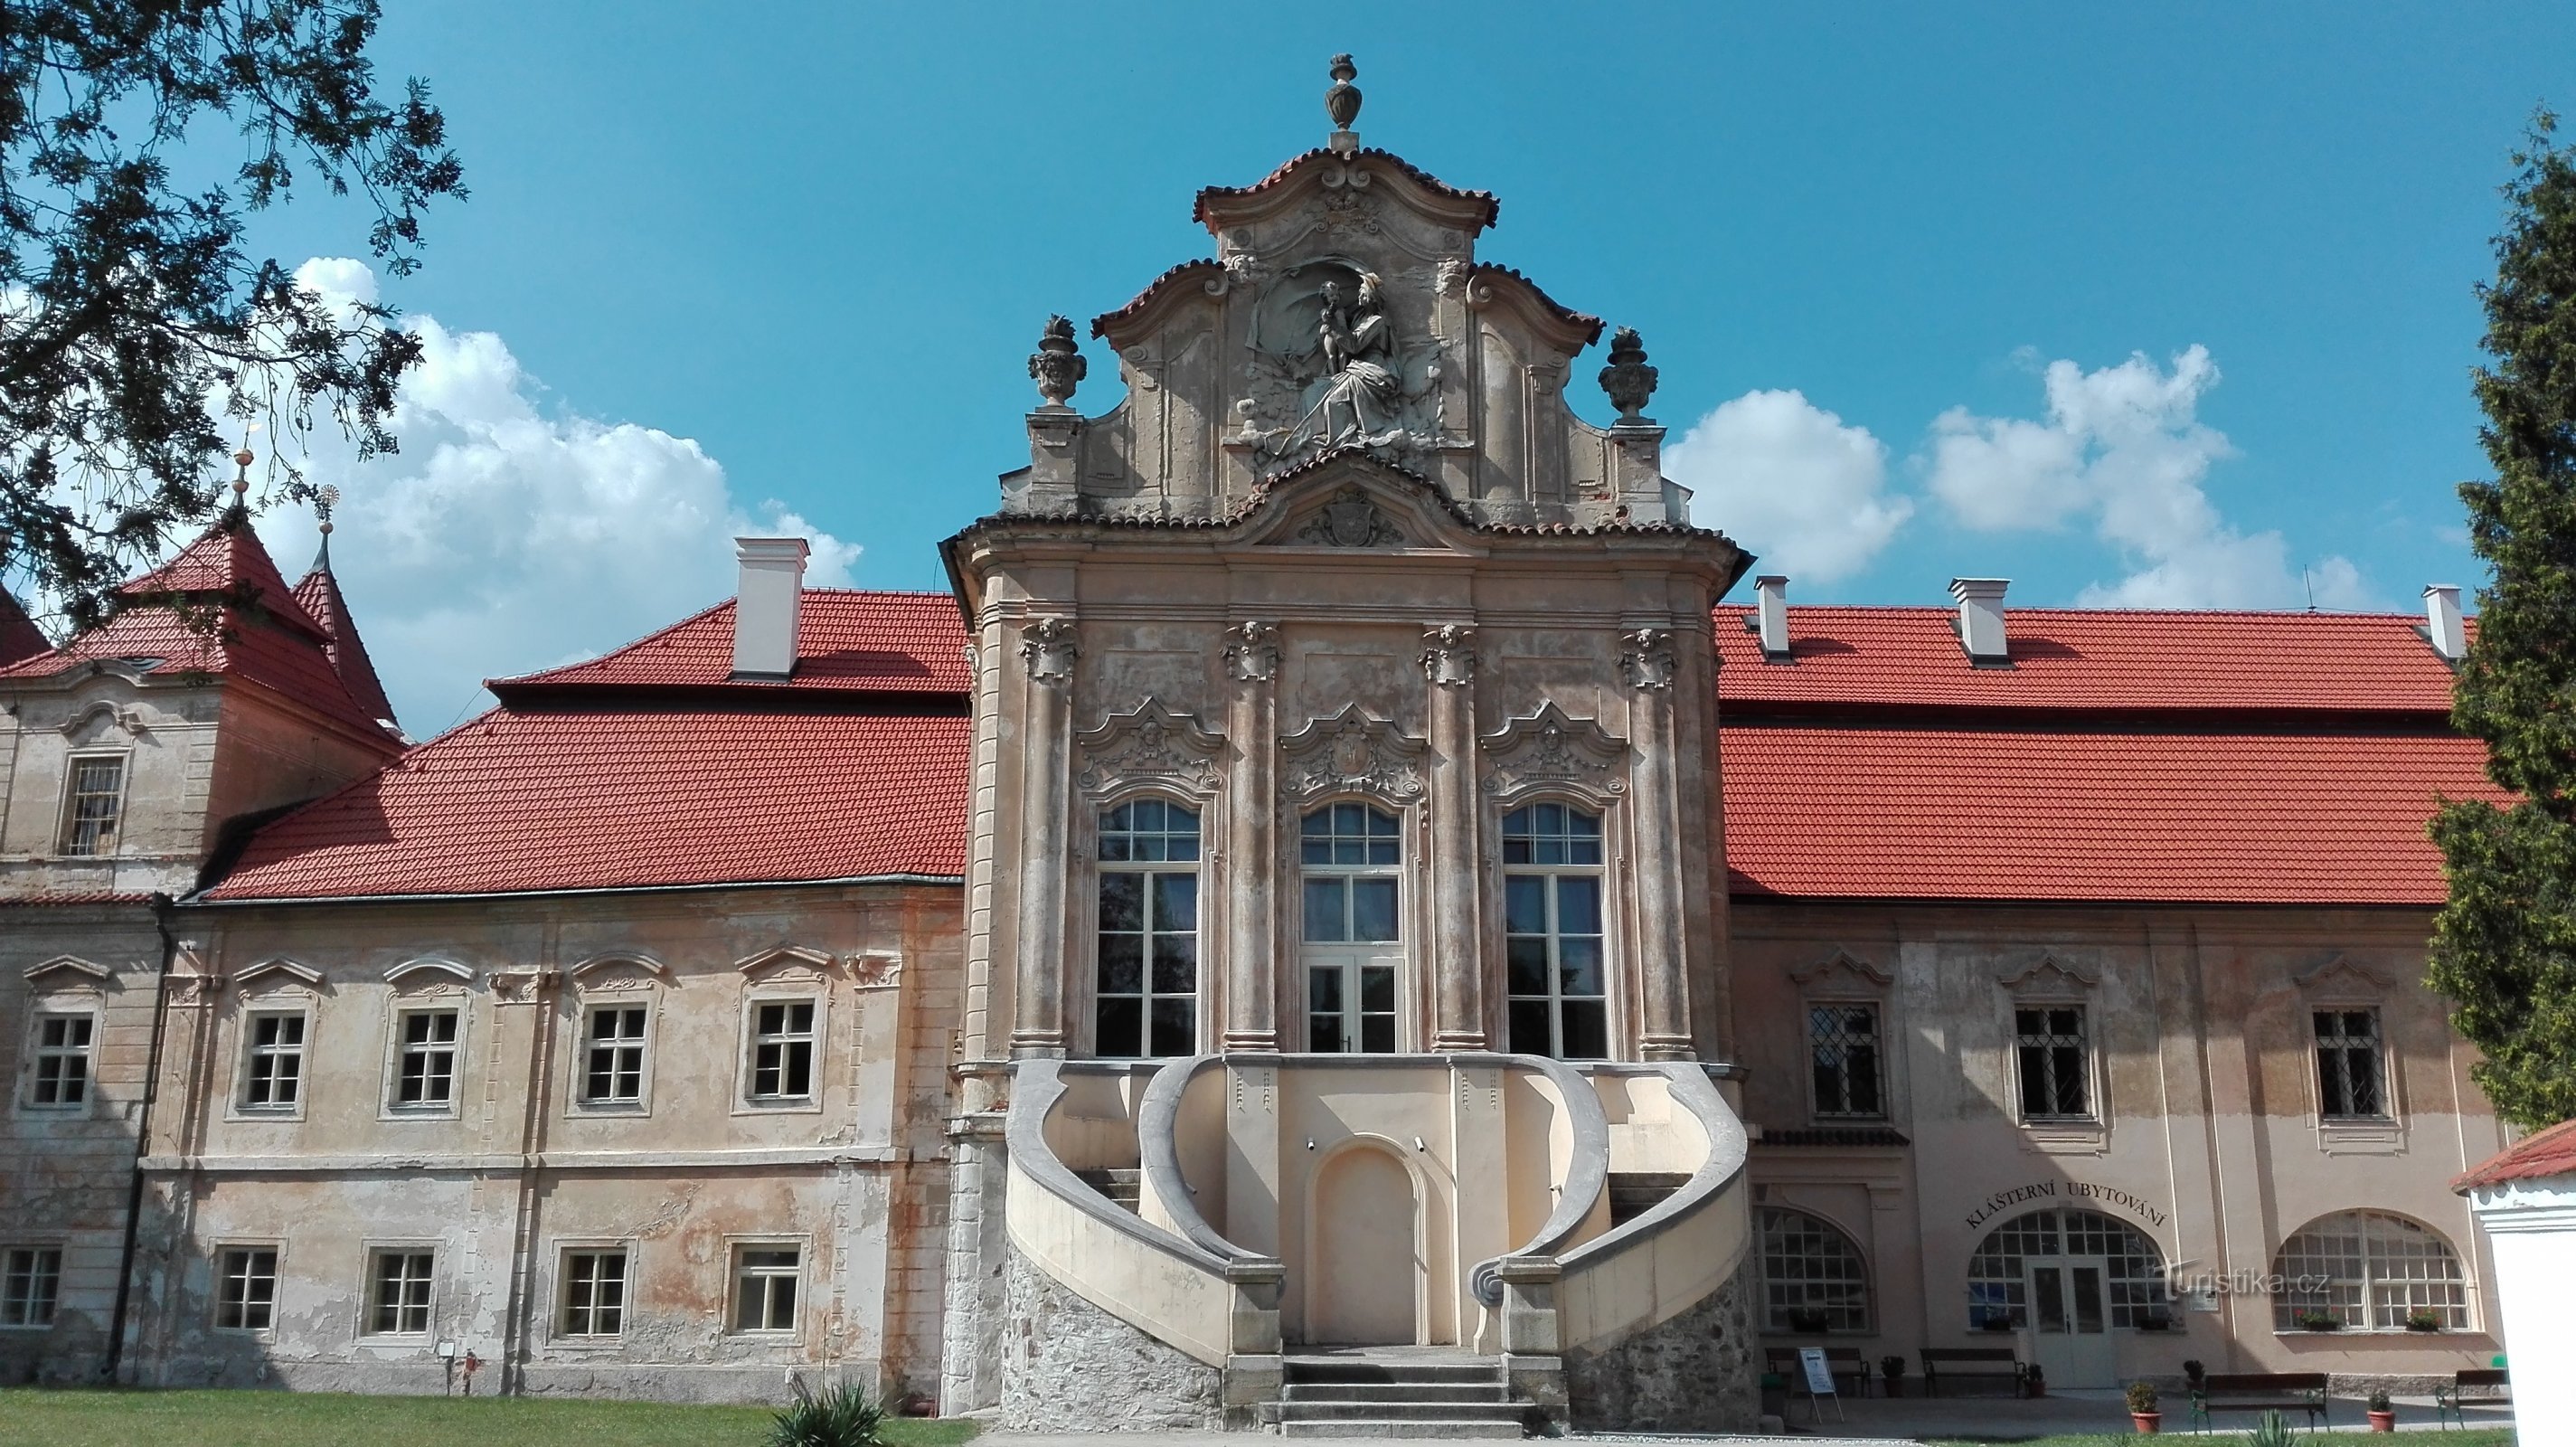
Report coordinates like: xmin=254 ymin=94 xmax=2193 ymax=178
xmin=240 ymin=1011 xmax=307 ymax=1111
xmin=744 ymin=1000 xmax=816 ymax=1102
xmin=2273 ymin=1210 xmax=2469 ymax=1330
xmin=365 ymin=1249 xmax=434 ymax=1336
xmin=1095 ymin=799 xmax=1200 ymax=1058
xmin=730 ymin=1244 xmax=800 ymax=1333
xmin=24 ymin=1012 xmax=96 ymax=1108
xmin=558 ymin=1249 xmax=627 ymax=1338
xmin=2314 ymin=1009 xmax=2387 ymax=1120
xmin=2013 ymin=1006 xmax=2091 ymax=1120
xmin=583 ymin=1005 xmax=649 ymax=1104
xmin=59 ymin=755 xmax=126 ymax=856
xmin=391 ymin=1008 xmax=458 ymax=1111
xmin=1808 ymin=1002 xmax=1884 ymax=1120
xmin=214 ymin=1246 xmax=278 ymax=1331
xmin=1502 ymin=803 xmax=1608 ymax=1059
xmin=1757 ymin=1206 xmax=1873 ymax=1333
xmin=1966 ymin=1207 xmax=2171 ymax=1330
xmin=1 ymin=1247 xmax=61 ymax=1328
xmin=1301 ymin=802 xmax=1401 ymax=1054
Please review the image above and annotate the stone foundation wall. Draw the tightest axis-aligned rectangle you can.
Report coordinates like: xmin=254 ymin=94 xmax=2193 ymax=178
xmin=1564 ymin=1265 xmax=1760 ymax=1433
xmin=996 ymin=1244 xmax=1221 ymax=1432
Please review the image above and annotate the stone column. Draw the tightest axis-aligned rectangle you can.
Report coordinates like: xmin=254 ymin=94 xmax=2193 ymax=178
xmin=1222 ymin=622 xmax=1281 ymax=1052
xmin=1623 ymin=629 xmax=1694 ymax=1060
xmin=1423 ymin=624 xmax=1486 ymax=1051
xmin=1011 ymin=616 xmax=1077 ymax=1056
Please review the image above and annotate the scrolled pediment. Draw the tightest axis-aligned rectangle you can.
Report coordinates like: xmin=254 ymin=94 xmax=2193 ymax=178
xmin=1790 ymin=949 xmax=1893 ymax=994
xmin=61 ymin=700 xmax=148 ymax=740
xmin=736 ymin=945 xmax=836 ymax=984
xmin=1998 ymin=955 xmax=2097 ymax=998
xmin=234 ymin=957 xmax=325 ymax=996
xmin=382 ymin=957 xmax=474 ymax=994
xmin=2295 ymin=954 xmax=2388 ymax=998
xmin=1076 ymin=696 xmax=1225 ymax=797
xmin=1478 ymin=704 xmax=1628 ymax=801
xmin=1279 ymin=704 xmax=1427 ymax=805
xmin=567 ymin=951 xmax=670 ymax=988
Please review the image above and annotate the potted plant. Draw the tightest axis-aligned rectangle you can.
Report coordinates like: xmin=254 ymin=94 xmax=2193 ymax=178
xmin=2128 ymin=1378 xmax=2161 ymax=1433
xmin=2137 ymin=1307 xmax=2175 ymax=1331
xmin=1977 ymin=1306 xmax=2015 ymax=1331
xmin=2366 ymin=1386 xmax=2396 ymax=1433
xmin=2293 ymin=1307 xmax=2344 ymax=1331
xmin=1879 ymin=1355 xmax=1907 ymax=1399
xmin=1787 ymin=1306 xmax=1830 ymax=1334
xmin=2024 ymin=1361 xmax=2047 ymax=1399
xmin=2182 ymin=1359 xmax=2206 ymax=1389
xmin=2405 ymin=1308 xmax=2445 ymax=1332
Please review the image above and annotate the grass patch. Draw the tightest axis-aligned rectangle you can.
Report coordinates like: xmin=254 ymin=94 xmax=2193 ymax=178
xmin=1925 ymin=1432 xmax=2514 ymax=1447
xmin=0 ymin=1389 xmax=981 ymax=1447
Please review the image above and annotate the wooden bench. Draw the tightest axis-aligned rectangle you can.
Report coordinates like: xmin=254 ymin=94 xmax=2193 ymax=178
xmin=2434 ymin=1367 xmax=2509 ymax=1428
xmin=1763 ymin=1346 xmax=1873 ymax=1397
xmin=1919 ymin=1347 xmax=2024 ymax=1397
xmin=2188 ymin=1372 xmax=2330 ymax=1432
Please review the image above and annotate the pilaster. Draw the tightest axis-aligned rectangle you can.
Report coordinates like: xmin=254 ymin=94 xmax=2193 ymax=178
xmin=1222 ymin=623 xmax=1281 ymax=1052
xmin=1010 ymin=617 xmax=1076 ymax=1056
xmin=1423 ymin=625 xmax=1486 ymax=1050
xmin=1622 ymin=628 xmax=1693 ymax=1059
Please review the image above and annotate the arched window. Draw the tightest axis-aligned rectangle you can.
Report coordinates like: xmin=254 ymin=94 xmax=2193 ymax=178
xmin=1758 ymin=1206 xmax=1872 ymax=1333
xmin=1095 ymin=799 xmax=1200 ymax=1058
xmin=1965 ymin=1208 xmax=2171 ymax=1331
xmin=1501 ymin=803 xmax=1607 ymax=1059
xmin=2273 ymin=1211 xmax=2468 ymax=1330
xmin=1301 ymin=803 xmax=1401 ymax=1053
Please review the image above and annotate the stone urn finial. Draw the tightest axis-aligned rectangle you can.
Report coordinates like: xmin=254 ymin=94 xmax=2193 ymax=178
xmin=1029 ymin=315 xmax=1086 ymax=409
xmin=1599 ymin=326 xmax=1658 ymax=423
xmin=1326 ymin=54 xmax=1362 ymax=152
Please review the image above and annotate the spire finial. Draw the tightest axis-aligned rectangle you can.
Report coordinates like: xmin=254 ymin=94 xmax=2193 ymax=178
xmin=316 ymin=483 xmax=340 ymax=537
xmin=230 ymin=446 xmax=254 ymax=500
xmin=1326 ymin=54 xmax=1362 ymax=154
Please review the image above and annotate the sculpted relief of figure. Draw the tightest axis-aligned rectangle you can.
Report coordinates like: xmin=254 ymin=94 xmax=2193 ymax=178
xmin=1304 ymin=274 xmax=1401 ymax=447
xmin=1240 ymin=258 xmax=1445 ymax=469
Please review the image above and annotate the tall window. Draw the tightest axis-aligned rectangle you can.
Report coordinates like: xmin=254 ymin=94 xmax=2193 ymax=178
xmin=1502 ymin=804 xmax=1607 ymax=1059
xmin=25 ymin=1013 xmax=95 ymax=1108
xmin=1808 ymin=1003 xmax=1884 ymax=1120
xmin=584 ymin=1006 xmax=648 ymax=1103
xmin=745 ymin=1001 xmax=816 ymax=1102
xmin=1966 ymin=1208 xmax=2170 ymax=1330
xmin=559 ymin=1250 xmax=627 ymax=1338
xmin=215 ymin=1247 xmax=278 ymax=1331
xmin=1096 ymin=799 xmax=1200 ymax=1058
xmin=2274 ymin=1211 xmax=2469 ymax=1330
xmin=1302 ymin=802 xmax=1401 ymax=1054
xmin=731 ymin=1245 xmax=800 ymax=1333
xmin=2013 ymin=1006 xmax=2090 ymax=1120
xmin=2314 ymin=1009 xmax=2386 ymax=1119
xmin=241 ymin=1012 xmax=307 ymax=1111
xmin=60 ymin=756 xmax=126 ymax=856
xmin=1 ymin=1247 xmax=61 ymax=1328
xmin=366 ymin=1250 xmax=434 ymax=1336
xmin=1758 ymin=1207 xmax=1872 ymax=1332
xmin=392 ymin=1009 xmax=458 ymax=1110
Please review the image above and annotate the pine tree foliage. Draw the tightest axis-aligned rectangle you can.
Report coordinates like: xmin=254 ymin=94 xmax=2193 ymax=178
xmin=2431 ymin=110 xmax=2576 ymax=1130
xmin=1 ymin=0 xmax=463 ymax=632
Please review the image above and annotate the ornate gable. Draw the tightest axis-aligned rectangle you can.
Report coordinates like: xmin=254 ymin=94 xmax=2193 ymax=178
xmin=1077 ymin=697 xmax=1226 ymax=798
xmin=1478 ymin=704 xmax=1628 ymax=802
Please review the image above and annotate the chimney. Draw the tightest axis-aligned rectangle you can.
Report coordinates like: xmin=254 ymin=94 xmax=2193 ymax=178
xmin=1753 ymin=574 xmax=1791 ymax=660
xmin=1950 ymin=577 xmax=2011 ymax=663
xmin=731 ymin=536 xmax=810 ymax=680
xmin=2424 ymin=584 xmax=2466 ymax=662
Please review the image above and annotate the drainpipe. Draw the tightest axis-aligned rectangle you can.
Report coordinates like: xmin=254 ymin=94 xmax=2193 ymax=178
xmin=105 ymin=894 xmax=181 ymax=1382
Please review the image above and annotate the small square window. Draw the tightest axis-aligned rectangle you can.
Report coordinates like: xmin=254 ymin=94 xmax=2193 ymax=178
xmin=391 ymin=1009 xmax=459 ymax=1111
xmin=60 ymin=756 xmax=126 ymax=856
xmin=25 ymin=1012 xmax=96 ymax=1109
xmin=241 ymin=1012 xmax=307 ymax=1111
xmin=558 ymin=1250 xmax=627 ymax=1338
xmin=583 ymin=1006 xmax=648 ymax=1104
xmin=2014 ymin=1006 xmax=2092 ymax=1121
xmin=2 ymin=1247 xmax=61 ymax=1328
xmin=366 ymin=1250 xmax=434 ymax=1336
xmin=731 ymin=1245 xmax=800 ymax=1333
xmin=1809 ymin=1003 xmax=1886 ymax=1120
xmin=745 ymin=1001 xmax=816 ymax=1102
xmin=2316 ymin=1009 xmax=2388 ymax=1120
xmin=215 ymin=1247 xmax=278 ymax=1331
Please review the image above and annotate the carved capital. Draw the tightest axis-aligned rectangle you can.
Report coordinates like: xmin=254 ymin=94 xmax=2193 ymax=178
xmin=1019 ymin=616 xmax=1078 ymax=686
xmin=1420 ymin=624 xmax=1477 ymax=688
xmin=1223 ymin=620 xmax=1281 ymax=685
xmin=1619 ymin=628 xmax=1677 ymax=691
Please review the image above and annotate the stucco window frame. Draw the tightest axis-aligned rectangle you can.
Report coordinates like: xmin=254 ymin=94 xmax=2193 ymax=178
xmin=2295 ymin=960 xmax=2408 ymax=1153
xmin=1996 ymin=959 xmax=2108 ymax=1153
xmin=563 ymin=954 xmax=670 ymax=1119
xmin=545 ymin=1238 xmax=637 ymax=1349
xmin=1078 ymin=786 xmax=1214 ymax=1061
xmin=210 ymin=1240 xmax=284 ymax=1337
xmin=722 ymin=1235 xmax=809 ymax=1339
xmin=16 ymin=1003 xmax=100 ymax=1116
xmin=1789 ymin=951 xmax=1896 ymax=1127
xmin=226 ymin=990 xmax=318 ymax=1124
xmin=734 ymin=989 xmax=830 ymax=1116
xmin=53 ymin=745 xmax=132 ymax=858
xmin=378 ymin=1002 xmax=467 ymax=1122
xmin=354 ymin=1241 xmax=439 ymax=1344
xmin=1293 ymin=796 xmax=1416 ymax=1055
xmin=0 ymin=1243 xmax=64 ymax=1330
xmin=1753 ymin=1203 xmax=1878 ymax=1336
xmin=1486 ymin=791 xmax=1627 ymax=1062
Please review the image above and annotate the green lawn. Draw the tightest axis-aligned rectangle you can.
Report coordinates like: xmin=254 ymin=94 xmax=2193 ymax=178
xmin=1926 ymin=1433 xmax=2514 ymax=1447
xmin=0 ymin=1389 xmax=982 ymax=1447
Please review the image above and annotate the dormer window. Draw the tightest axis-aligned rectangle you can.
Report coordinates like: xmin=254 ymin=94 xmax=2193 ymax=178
xmin=59 ymin=755 xmax=126 ymax=856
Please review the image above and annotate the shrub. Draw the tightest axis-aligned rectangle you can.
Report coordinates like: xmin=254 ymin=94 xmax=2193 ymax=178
xmin=2369 ymin=1386 xmax=2394 ymax=1413
xmin=2249 ymin=1410 xmax=2295 ymax=1447
xmin=770 ymin=1383 xmax=888 ymax=1447
xmin=2126 ymin=1379 xmax=2158 ymax=1414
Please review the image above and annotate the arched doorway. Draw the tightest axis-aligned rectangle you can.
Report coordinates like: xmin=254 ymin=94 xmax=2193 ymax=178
xmin=1307 ymin=1144 xmax=1422 ymax=1345
xmin=1966 ymin=1207 xmax=2171 ymax=1389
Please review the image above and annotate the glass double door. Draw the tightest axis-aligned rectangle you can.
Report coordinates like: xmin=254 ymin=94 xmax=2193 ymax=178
xmin=2027 ymin=1257 xmax=2118 ymax=1389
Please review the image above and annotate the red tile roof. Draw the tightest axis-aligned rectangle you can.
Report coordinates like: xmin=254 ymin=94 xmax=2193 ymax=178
xmin=294 ymin=549 xmax=400 ymax=732
xmin=497 ymin=591 xmax=970 ymax=697
xmin=0 ymin=589 xmax=49 ymax=669
xmin=2455 ymin=1117 xmax=2576 ymax=1191
xmin=1193 ymin=147 xmax=1501 ymax=232
xmin=205 ymin=706 xmax=969 ymax=900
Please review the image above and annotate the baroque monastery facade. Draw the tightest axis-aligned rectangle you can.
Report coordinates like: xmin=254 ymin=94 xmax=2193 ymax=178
xmin=0 ymin=69 xmax=2524 ymax=1433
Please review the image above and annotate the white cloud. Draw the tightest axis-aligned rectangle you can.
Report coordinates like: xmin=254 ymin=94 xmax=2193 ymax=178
xmin=1664 ymin=389 xmax=1912 ymax=583
xmin=1923 ymin=345 xmax=2370 ymax=609
xmin=253 ymin=259 xmax=859 ymax=736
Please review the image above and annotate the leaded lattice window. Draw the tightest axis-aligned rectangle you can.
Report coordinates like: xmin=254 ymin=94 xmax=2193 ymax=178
xmin=1809 ymin=1003 xmax=1884 ymax=1120
xmin=2273 ymin=1211 xmax=2468 ymax=1330
xmin=1965 ymin=1207 xmax=2170 ymax=1330
xmin=60 ymin=756 xmax=125 ymax=856
xmin=1758 ymin=1206 xmax=1872 ymax=1332
xmin=2314 ymin=1009 xmax=2386 ymax=1119
xmin=2014 ymin=1006 xmax=2090 ymax=1120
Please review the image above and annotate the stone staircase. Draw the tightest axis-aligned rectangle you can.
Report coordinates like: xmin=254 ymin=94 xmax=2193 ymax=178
xmin=1071 ymin=1167 xmax=1141 ymax=1212
xmin=1275 ymin=1353 xmax=1530 ymax=1439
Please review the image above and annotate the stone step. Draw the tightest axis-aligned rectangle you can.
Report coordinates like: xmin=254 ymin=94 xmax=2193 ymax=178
xmin=1279 ymin=1418 xmax=1524 ymax=1439
xmin=1282 ymin=1357 xmax=1503 ymax=1386
xmin=1069 ymin=1167 xmax=1141 ymax=1211
xmin=1281 ymin=1381 xmax=1509 ymax=1404
xmin=1280 ymin=1400 xmax=1526 ymax=1423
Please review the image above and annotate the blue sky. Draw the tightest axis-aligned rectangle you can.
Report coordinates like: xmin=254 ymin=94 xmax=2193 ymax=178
xmin=226 ymin=3 xmax=2573 ymax=734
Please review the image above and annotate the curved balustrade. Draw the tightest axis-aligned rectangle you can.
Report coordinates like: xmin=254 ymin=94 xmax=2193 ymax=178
xmin=1551 ymin=1063 xmax=1751 ymax=1353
